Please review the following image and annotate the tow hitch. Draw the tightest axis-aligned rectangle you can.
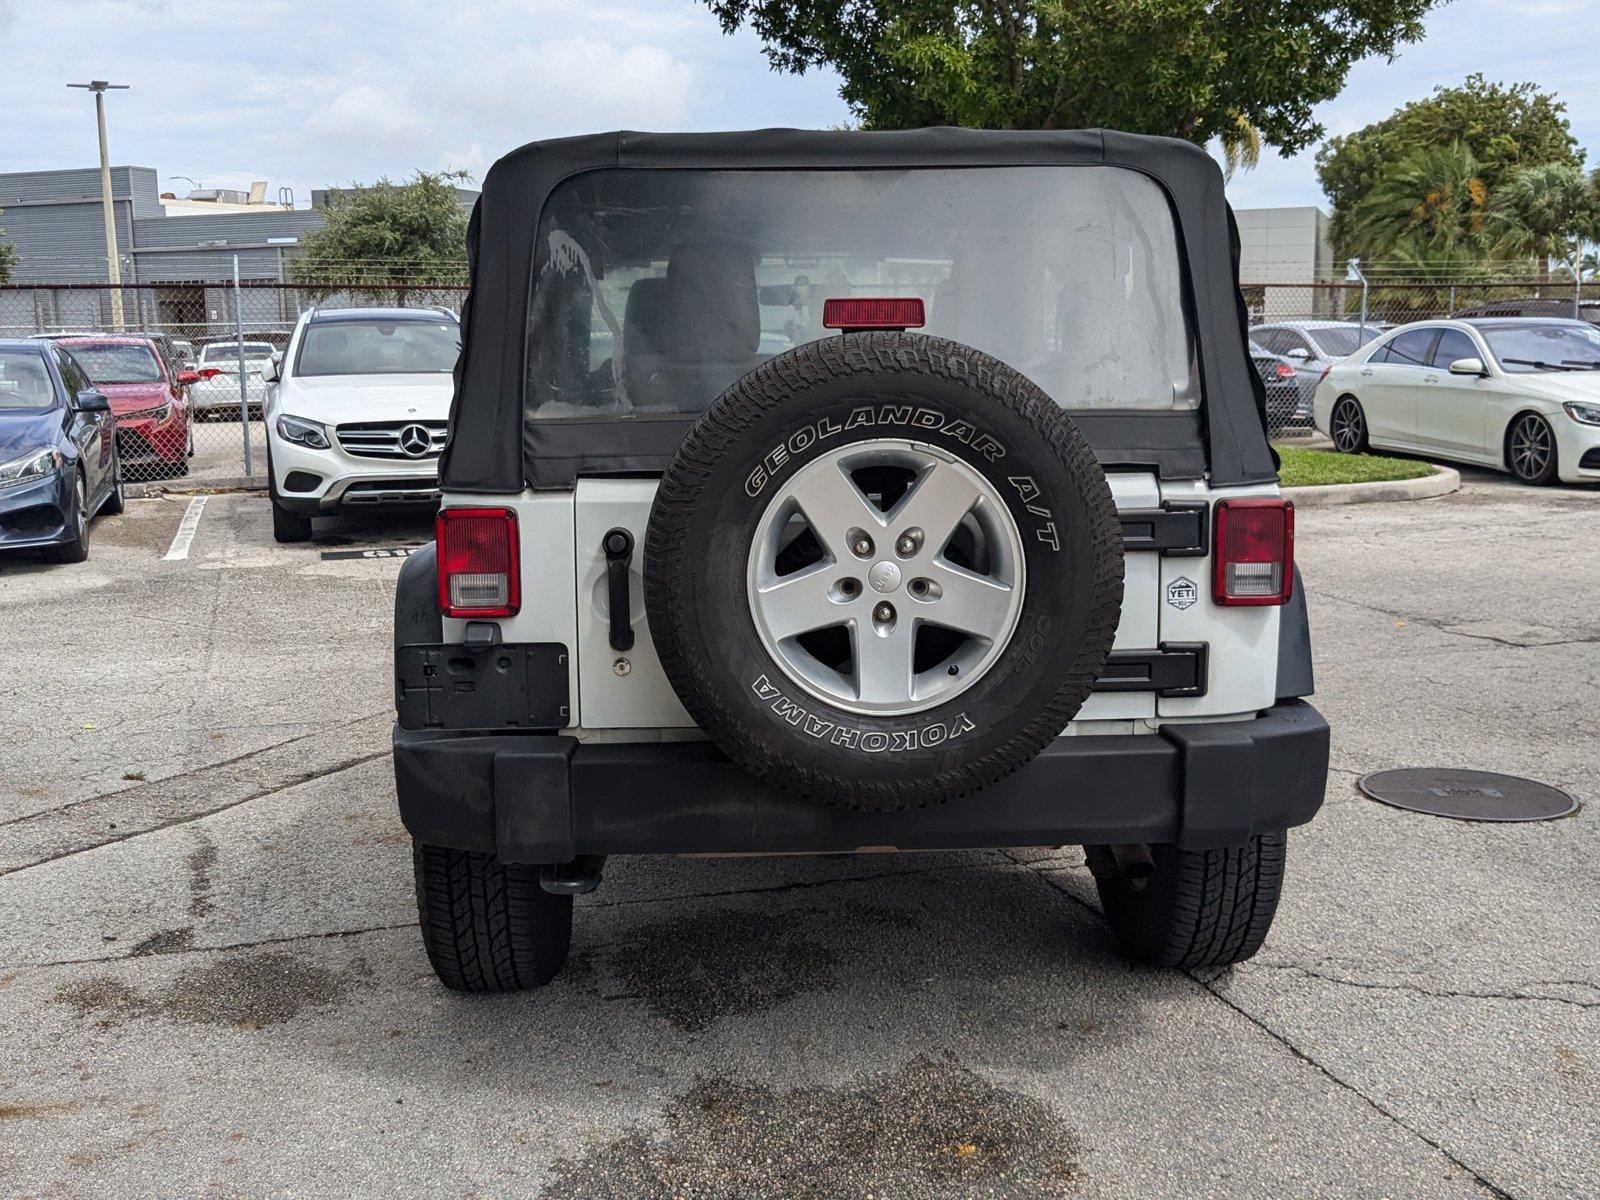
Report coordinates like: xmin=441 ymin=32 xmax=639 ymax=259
xmin=540 ymin=855 xmax=607 ymax=896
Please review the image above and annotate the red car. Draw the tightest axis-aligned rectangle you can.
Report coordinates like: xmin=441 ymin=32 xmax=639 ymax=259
xmin=56 ymin=336 xmax=193 ymax=477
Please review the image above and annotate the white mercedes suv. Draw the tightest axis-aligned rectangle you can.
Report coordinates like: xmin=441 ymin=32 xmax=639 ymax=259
xmin=262 ymin=307 xmax=459 ymax=542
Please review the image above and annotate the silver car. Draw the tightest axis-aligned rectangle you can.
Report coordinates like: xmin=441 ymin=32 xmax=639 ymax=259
xmin=188 ymin=340 xmax=277 ymax=417
xmin=1249 ymin=320 xmax=1386 ymax=411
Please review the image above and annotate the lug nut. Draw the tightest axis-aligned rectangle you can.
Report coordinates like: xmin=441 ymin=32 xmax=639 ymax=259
xmin=896 ymin=534 xmax=917 ymax=556
xmin=852 ymin=535 xmax=874 ymax=557
xmin=873 ymin=602 xmax=895 ymax=623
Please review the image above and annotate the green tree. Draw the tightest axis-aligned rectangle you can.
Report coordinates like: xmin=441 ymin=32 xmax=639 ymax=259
xmin=1317 ymin=75 xmax=1582 ymax=254
xmin=0 ymin=210 xmax=16 ymax=285
xmin=291 ymin=171 xmax=470 ymax=304
xmin=1490 ymin=162 xmax=1600 ymax=283
xmin=704 ymin=1 xmax=1437 ymax=156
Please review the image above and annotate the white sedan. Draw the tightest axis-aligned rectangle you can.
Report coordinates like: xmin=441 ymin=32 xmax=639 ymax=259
xmin=188 ymin=340 xmax=278 ymax=417
xmin=1313 ymin=318 xmax=1600 ymax=485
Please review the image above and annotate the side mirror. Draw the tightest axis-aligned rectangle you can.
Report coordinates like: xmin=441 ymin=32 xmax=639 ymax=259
xmin=1283 ymin=347 xmax=1311 ymax=361
xmin=260 ymin=355 xmax=280 ymax=383
xmin=176 ymin=369 xmax=201 ymax=385
xmin=1448 ymin=357 xmax=1487 ymax=377
xmin=75 ymin=388 xmax=111 ymax=413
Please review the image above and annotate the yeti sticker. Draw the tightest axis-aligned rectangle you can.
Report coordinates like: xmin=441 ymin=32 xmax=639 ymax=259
xmin=1166 ymin=576 xmax=1198 ymax=611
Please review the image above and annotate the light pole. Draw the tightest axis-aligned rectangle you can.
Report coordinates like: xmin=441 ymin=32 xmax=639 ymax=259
xmin=68 ymin=80 xmax=130 ymax=329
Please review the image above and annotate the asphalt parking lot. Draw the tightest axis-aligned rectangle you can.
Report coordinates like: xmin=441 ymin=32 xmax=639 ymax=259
xmin=0 ymin=474 xmax=1595 ymax=1199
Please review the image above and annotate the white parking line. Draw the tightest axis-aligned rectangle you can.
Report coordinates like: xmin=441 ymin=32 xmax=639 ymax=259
xmin=163 ymin=496 xmax=209 ymax=561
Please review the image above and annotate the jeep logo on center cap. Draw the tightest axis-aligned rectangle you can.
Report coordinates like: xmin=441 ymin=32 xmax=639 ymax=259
xmin=397 ymin=424 xmax=432 ymax=457
xmin=868 ymin=561 xmax=902 ymax=594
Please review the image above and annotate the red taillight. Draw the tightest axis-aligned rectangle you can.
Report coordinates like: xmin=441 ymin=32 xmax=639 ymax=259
xmin=822 ymin=296 xmax=926 ymax=332
xmin=198 ymin=367 xmax=223 ymax=379
xmin=1213 ymin=499 xmax=1294 ymax=606
xmin=1274 ymin=363 xmax=1297 ymax=379
xmin=437 ymin=508 xmax=520 ymax=618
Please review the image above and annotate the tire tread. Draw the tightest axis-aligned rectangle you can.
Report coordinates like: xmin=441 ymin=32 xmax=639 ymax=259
xmin=412 ymin=843 xmax=572 ymax=992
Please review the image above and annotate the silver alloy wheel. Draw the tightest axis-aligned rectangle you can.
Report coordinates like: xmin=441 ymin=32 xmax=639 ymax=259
xmin=1331 ymin=398 xmax=1364 ymax=453
xmin=746 ymin=438 xmax=1026 ymax=716
xmin=73 ymin=478 xmax=87 ymax=539
xmin=1510 ymin=414 xmax=1552 ymax=481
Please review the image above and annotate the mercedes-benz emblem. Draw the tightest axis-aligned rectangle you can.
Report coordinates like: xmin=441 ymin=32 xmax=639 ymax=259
xmin=397 ymin=424 xmax=433 ymax=458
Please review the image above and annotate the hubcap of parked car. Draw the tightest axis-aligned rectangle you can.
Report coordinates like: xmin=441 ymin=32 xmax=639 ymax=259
xmin=1332 ymin=400 xmax=1363 ymax=452
xmin=746 ymin=438 xmax=1026 ymax=717
xmin=1510 ymin=416 xmax=1551 ymax=480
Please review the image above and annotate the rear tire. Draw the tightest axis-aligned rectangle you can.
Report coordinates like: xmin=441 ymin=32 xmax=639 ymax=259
xmin=1093 ymin=832 xmax=1286 ymax=969
xmin=413 ymin=843 xmax=573 ymax=992
xmin=101 ymin=460 xmax=126 ymax=515
xmin=1328 ymin=396 xmax=1369 ymax=454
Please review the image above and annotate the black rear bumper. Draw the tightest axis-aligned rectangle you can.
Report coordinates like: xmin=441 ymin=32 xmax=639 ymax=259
xmin=392 ymin=701 xmax=1329 ymax=862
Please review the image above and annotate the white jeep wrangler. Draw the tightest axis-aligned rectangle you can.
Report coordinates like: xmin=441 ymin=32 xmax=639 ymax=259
xmin=392 ymin=129 xmax=1329 ymax=992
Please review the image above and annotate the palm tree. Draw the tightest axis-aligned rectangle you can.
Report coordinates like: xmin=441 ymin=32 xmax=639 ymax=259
xmin=1345 ymin=142 xmax=1492 ymax=264
xmin=1219 ymin=112 xmax=1261 ymax=181
xmin=1491 ymin=162 xmax=1600 ymax=285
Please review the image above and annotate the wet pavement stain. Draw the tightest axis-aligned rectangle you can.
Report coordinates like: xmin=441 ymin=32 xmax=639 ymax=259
xmin=593 ymin=905 xmax=913 ymax=1033
xmin=541 ymin=1056 xmax=1085 ymax=1199
xmin=55 ymin=951 xmax=353 ymax=1031
xmin=186 ymin=831 xmax=218 ymax=918
xmin=129 ymin=926 xmax=196 ymax=957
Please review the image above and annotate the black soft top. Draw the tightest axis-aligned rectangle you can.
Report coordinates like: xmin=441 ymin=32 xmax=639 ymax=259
xmin=440 ymin=127 xmax=1274 ymax=492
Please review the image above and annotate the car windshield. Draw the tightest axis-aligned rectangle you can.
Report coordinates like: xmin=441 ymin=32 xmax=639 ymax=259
xmin=526 ymin=166 xmax=1199 ymax=419
xmin=1307 ymin=326 xmax=1382 ymax=357
xmin=200 ymin=343 xmax=275 ymax=363
xmin=64 ymin=343 xmax=162 ymax=383
xmin=0 ymin=350 xmax=56 ymax=409
xmin=294 ymin=320 xmax=459 ymax=376
xmin=1480 ymin=323 xmax=1600 ymax=372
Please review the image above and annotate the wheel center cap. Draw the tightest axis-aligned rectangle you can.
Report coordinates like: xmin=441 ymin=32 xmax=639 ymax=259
xmin=867 ymin=561 xmax=902 ymax=594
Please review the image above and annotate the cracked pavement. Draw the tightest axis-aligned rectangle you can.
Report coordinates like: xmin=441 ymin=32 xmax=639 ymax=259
xmin=0 ymin=472 xmax=1595 ymax=1198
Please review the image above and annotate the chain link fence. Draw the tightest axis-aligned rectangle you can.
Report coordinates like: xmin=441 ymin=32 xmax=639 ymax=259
xmin=1 ymin=267 xmax=466 ymax=484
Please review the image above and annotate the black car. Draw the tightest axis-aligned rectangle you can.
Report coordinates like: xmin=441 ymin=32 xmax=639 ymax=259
xmin=1249 ymin=340 xmax=1309 ymax=429
xmin=0 ymin=340 xmax=123 ymax=563
xmin=1450 ymin=296 xmax=1600 ymax=327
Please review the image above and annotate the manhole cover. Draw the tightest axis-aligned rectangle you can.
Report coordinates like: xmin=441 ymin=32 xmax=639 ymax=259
xmin=1358 ymin=768 xmax=1579 ymax=822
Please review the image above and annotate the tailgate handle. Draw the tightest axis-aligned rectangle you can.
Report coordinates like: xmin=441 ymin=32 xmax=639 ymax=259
xmin=603 ymin=527 xmax=636 ymax=652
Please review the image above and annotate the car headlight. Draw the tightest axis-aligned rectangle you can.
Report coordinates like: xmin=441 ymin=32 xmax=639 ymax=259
xmin=125 ymin=401 xmax=173 ymax=422
xmin=276 ymin=414 xmax=331 ymax=450
xmin=0 ymin=448 xmax=61 ymax=490
xmin=1562 ymin=401 xmax=1600 ymax=426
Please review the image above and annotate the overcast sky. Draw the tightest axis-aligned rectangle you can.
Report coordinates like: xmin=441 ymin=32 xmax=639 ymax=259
xmin=2 ymin=0 xmax=1596 ymax=213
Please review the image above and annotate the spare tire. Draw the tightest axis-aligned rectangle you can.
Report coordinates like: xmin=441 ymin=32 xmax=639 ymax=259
xmin=644 ymin=332 xmax=1123 ymax=810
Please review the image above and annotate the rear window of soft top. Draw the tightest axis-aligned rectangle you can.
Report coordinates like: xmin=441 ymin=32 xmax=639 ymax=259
xmin=525 ymin=166 xmax=1199 ymax=421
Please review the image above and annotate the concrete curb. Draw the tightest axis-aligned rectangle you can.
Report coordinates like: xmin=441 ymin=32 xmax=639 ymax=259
xmin=1285 ymin=465 xmax=1460 ymax=508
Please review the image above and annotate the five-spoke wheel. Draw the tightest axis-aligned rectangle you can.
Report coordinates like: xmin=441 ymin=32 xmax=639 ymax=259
xmin=747 ymin=439 xmax=1025 ymax=716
